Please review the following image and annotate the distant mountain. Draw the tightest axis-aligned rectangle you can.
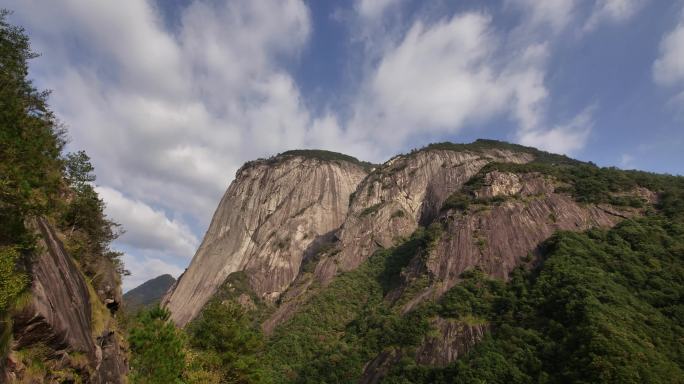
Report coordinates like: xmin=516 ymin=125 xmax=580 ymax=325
xmin=124 ymin=274 xmax=176 ymax=313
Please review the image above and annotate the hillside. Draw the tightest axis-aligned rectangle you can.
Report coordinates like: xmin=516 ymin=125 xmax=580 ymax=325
xmin=124 ymin=274 xmax=176 ymax=313
xmin=154 ymin=138 xmax=684 ymax=383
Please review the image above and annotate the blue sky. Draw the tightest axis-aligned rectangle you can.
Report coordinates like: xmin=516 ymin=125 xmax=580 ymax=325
xmin=5 ymin=0 xmax=684 ymax=290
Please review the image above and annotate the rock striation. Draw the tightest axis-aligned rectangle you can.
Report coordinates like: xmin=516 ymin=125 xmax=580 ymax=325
xmin=313 ymin=148 xmax=534 ymax=283
xmin=12 ymin=218 xmax=96 ymax=358
xmin=9 ymin=218 xmax=127 ymax=383
xmin=164 ymin=152 xmax=368 ymax=326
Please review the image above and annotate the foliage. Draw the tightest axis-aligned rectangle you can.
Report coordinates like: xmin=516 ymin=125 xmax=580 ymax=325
xmin=0 ymin=10 xmax=65 ymax=249
xmin=360 ymin=202 xmax=383 ymax=217
xmin=186 ymin=300 xmax=265 ymax=383
xmin=260 ymin=225 xmax=442 ymax=382
xmin=0 ymin=10 xmax=124 ymax=336
xmin=465 ymin=159 xmax=683 ymax=208
xmin=129 ymin=306 xmax=186 ymax=384
xmin=245 ymin=149 xmax=376 ymax=172
xmin=60 ymin=150 xmax=125 ymax=275
xmin=0 ymin=246 xmax=27 ymax=314
xmin=383 ymin=215 xmax=684 ymax=383
xmin=441 ymin=192 xmax=471 ymax=212
xmin=416 ymin=139 xmax=582 ymax=166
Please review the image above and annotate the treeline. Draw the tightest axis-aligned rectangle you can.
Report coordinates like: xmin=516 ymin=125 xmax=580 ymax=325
xmin=127 ymin=300 xmax=264 ymax=384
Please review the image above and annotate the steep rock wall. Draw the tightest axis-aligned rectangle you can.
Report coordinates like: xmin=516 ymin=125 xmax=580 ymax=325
xmin=12 ymin=218 xmax=96 ymax=358
xmin=314 ymin=149 xmax=533 ymax=284
xmin=8 ymin=218 xmax=127 ymax=383
xmin=164 ymin=155 xmax=368 ymax=326
xmin=396 ymin=172 xmax=638 ymax=313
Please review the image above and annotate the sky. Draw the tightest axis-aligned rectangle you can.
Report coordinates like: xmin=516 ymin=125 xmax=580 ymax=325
xmin=5 ymin=0 xmax=684 ymax=290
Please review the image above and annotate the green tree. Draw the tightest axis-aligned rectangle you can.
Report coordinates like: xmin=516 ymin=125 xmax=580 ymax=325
xmin=188 ymin=300 xmax=264 ymax=384
xmin=64 ymin=150 xmax=95 ymax=193
xmin=129 ymin=306 xmax=186 ymax=384
xmin=0 ymin=9 xmax=65 ymax=247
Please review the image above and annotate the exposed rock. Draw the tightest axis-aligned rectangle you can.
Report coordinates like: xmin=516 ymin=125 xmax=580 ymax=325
xmin=264 ymin=150 xmax=534 ymax=333
xmin=12 ymin=218 xmax=96 ymax=359
xmin=360 ymin=318 xmax=489 ymax=382
xmin=414 ymin=317 xmax=489 ymax=367
xmin=7 ymin=218 xmax=128 ymax=383
xmin=164 ymin=153 xmax=368 ymax=326
xmin=400 ymin=172 xmax=640 ymax=312
xmin=92 ymin=258 xmax=123 ymax=314
xmin=235 ymin=293 xmax=256 ymax=312
xmin=94 ymin=330 xmax=128 ymax=384
xmin=358 ymin=348 xmax=402 ymax=384
xmin=314 ymin=149 xmax=534 ymax=284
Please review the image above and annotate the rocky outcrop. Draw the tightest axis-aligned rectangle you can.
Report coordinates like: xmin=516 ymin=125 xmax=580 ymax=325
xmin=265 ymin=148 xmax=534 ymax=333
xmin=7 ymin=218 xmax=128 ymax=383
xmin=360 ymin=318 xmax=489 ymax=383
xmin=12 ymin=218 xmax=96 ymax=358
xmin=414 ymin=317 xmax=489 ymax=367
xmin=399 ymin=171 xmax=638 ymax=312
xmin=164 ymin=152 xmax=368 ymax=326
xmin=314 ymin=149 xmax=534 ymax=284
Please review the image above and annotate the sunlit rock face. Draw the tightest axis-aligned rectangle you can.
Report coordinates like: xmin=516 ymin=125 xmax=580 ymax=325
xmin=313 ymin=148 xmax=534 ymax=284
xmin=163 ymin=153 xmax=368 ymax=326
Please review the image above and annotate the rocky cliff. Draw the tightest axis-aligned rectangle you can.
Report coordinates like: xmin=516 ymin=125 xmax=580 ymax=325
xmin=6 ymin=218 xmax=127 ymax=383
xmin=314 ymin=147 xmax=534 ymax=283
xmin=160 ymin=140 xmax=671 ymax=383
xmin=164 ymin=151 xmax=369 ymax=326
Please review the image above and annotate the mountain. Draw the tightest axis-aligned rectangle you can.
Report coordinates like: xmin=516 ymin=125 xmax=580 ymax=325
xmin=162 ymin=139 xmax=684 ymax=382
xmin=124 ymin=274 xmax=176 ymax=313
xmin=163 ymin=150 xmax=370 ymax=326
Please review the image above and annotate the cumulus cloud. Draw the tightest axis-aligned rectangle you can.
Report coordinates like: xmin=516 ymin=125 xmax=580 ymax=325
xmin=347 ymin=12 xmax=550 ymax=150
xmin=507 ymin=0 xmax=577 ymax=34
xmin=517 ymin=107 xmax=594 ymax=155
xmin=356 ymin=0 xmax=403 ymax=20
xmin=96 ymin=186 xmax=198 ymax=259
xmin=654 ymin=13 xmax=684 ymax=87
xmin=584 ymin=0 xmax=646 ymax=32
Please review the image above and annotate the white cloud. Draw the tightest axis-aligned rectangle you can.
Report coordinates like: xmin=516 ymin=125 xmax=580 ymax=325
xmin=584 ymin=0 xmax=646 ymax=32
xmin=347 ymin=12 xmax=550 ymax=150
xmin=654 ymin=13 xmax=684 ymax=87
xmin=518 ymin=107 xmax=594 ymax=155
xmin=620 ymin=153 xmax=635 ymax=168
xmin=96 ymin=186 xmax=199 ymax=259
xmin=507 ymin=0 xmax=577 ymax=34
xmin=356 ymin=0 xmax=403 ymax=20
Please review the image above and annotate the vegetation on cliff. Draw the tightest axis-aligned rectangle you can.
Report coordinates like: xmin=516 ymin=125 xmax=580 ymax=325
xmin=0 ymin=11 xmax=126 ymax=381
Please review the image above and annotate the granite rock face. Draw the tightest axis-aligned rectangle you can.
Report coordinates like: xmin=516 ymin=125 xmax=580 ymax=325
xmin=314 ymin=149 xmax=534 ymax=284
xmin=9 ymin=218 xmax=128 ymax=383
xmin=12 ymin=218 xmax=96 ymax=358
xmin=164 ymin=154 xmax=368 ymax=326
xmin=414 ymin=318 xmax=489 ymax=367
